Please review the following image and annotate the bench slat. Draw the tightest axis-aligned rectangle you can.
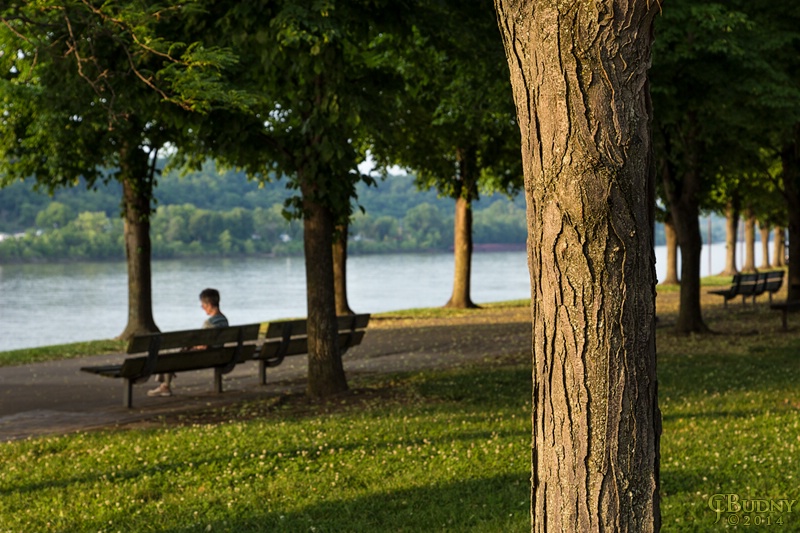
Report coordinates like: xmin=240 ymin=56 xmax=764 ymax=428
xmin=263 ymin=314 xmax=370 ymax=339
xmin=84 ymin=345 xmax=258 ymax=380
xmin=126 ymin=323 xmax=261 ymax=354
xmin=256 ymin=330 xmax=366 ymax=360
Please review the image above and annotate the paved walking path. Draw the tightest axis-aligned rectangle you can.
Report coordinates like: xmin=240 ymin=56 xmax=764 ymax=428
xmin=0 ymin=312 xmax=531 ymax=442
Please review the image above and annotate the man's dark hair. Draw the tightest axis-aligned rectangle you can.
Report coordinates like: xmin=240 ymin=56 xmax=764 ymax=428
xmin=200 ymin=288 xmax=221 ymax=308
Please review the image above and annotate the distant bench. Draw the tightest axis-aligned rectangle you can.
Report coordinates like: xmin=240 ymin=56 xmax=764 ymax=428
xmin=81 ymin=324 xmax=261 ymax=408
xmin=80 ymin=314 xmax=370 ymax=408
xmin=770 ymin=283 xmax=800 ymax=331
xmin=255 ymin=313 xmax=370 ymax=386
xmin=709 ymin=271 xmax=784 ymax=307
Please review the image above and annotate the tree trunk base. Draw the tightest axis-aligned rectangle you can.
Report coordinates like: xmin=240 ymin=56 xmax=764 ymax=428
xmin=443 ymin=299 xmax=480 ymax=309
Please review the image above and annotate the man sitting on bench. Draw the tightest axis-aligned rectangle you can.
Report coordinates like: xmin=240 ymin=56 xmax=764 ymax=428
xmin=148 ymin=288 xmax=229 ymax=397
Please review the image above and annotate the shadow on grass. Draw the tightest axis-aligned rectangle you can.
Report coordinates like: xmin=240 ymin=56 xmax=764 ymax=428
xmin=659 ymin=344 xmax=800 ymax=400
xmin=91 ymin=472 xmax=529 ymax=532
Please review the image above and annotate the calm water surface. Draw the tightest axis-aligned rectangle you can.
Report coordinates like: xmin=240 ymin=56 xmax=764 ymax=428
xmin=0 ymin=243 xmax=768 ymax=351
xmin=1 ymin=251 xmax=532 ymax=351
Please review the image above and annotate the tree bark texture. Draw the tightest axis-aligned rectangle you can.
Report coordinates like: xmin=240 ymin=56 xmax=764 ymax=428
xmin=721 ymin=200 xmax=739 ymax=276
xmin=662 ymin=217 xmax=679 ymax=285
xmin=118 ymin=145 xmax=159 ymax=340
xmin=759 ymin=224 xmax=771 ymax=270
xmin=495 ymin=2 xmax=661 ymax=530
xmin=301 ymin=183 xmax=349 ymax=397
xmin=782 ymin=125 xmax=800 ymax=301
xmin=333 ymin=222 xmax=355 ymax=316
xmin=742 ymin=209 xmax=757 ymax=273
xmin=446 ymin=146 xmax=479 ymax=309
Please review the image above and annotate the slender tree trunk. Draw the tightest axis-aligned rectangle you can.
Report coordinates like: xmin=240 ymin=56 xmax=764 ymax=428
xmin=301 ymin=182 xmax=348 ymax=397
xmin=774 ymin=226 xmax=786 ymax=268
xmin=495 ymin=2 xmax=661 ymax=531
xmin=742 ymin=208 xmax=757 ymax=273
xmin=759 ymin=223 xmax=771 ymax=270
xmin=659 ymin=117 xmax=709 ymax=335
xmin=333 ymin=222 xmax=354 ymax=316
xmin=117 ymin=144 xmax=159 ymax=340
xmin=721 ymin=200 xmax=739 ymax=276
xmin=783 ymin=124 xmax=800 ymax=301
xmin=661 ymin=216 xmax=680 ymax=285
xmin=670 ymin=191 xmax=708 ymax=334
xmin=445 ymin=147 xmax=479 ymax=309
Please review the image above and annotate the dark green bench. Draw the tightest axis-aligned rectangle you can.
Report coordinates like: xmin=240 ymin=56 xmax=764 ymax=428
xmin=81 ymin=324 xmax=261 ymax=408
xmin=255 ymin=314 xmax=370 ymax=386
xmin=760 ymin=270 xmax=785 ymax=304
xmin=709 ymin=273 xmax=749 ymax=307
xmin=771 ymin=301 xmax=800 ymax=331
xmin=709 ymin=272 xmax=785 ymax=307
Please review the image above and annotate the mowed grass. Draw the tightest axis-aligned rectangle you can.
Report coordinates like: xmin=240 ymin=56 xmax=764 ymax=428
xmin=0 ymin=363 xmax=531 ymax=532
xmin=3 ymin=278 xmax=800 ymax=531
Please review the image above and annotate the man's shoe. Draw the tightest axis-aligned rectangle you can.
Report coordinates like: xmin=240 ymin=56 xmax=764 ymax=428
xmin=147 ymin=384 xmax=172 ymax=397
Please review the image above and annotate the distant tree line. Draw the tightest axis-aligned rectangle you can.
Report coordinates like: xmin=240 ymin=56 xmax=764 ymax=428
xmin=0 ymin=166 xmax=528 ymax=263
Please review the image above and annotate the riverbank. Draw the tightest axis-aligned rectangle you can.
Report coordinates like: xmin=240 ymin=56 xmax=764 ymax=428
xmin=3 ymin=288 xmax=800 ymax=530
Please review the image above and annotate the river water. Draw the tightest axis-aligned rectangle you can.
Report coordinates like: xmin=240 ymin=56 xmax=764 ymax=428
xmin=0 ymin=242 xmax=769 ymax=351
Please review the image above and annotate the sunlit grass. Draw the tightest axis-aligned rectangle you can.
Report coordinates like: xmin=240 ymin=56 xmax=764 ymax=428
xmin=0 ymin=339 xmax=127 ymax=367
xmin=0 ymin=363 xmax=531 ymax=532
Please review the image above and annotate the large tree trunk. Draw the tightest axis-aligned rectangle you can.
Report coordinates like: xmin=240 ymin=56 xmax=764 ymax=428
xmin=774 ymin=226 xmax=786 ymax=268
xmin=445 ymin=146 xmax=479 ymax=309
xmin=495 ymin=2 xmax=661 ymax=531
xmin=333 ymin=222 xmax=355 ymax=316
xmin=742 ymin=208 xmax=757 ymax=273
xmin=301 ymin=183 xmax=348 ymax=397
xmin=661 ymin=216 xmax=680 ymax=285
xmin=721 ymin=200 xmax=739 ymax=276
xmin=759 ymin=223 xmax=771 ymax=270
xmin=117 ymin=144 xmax=159 ymax=340
xmin=783 ymin=125 xmax=800 ymax=301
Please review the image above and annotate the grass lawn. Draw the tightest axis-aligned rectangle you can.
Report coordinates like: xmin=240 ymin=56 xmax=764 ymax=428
xmin=2 ymin=280 xmax=800 ymax=531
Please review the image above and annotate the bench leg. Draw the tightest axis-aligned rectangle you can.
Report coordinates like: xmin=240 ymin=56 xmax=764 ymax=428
xmin=123 ymin=379 xmax=133 ymax=408
xmin=259 ymin=360 xmax=267 ymax=386
xmin=214 ymin=369 xmax=223 ymax=394
xmin=783 ymin=309 xmax=789 ymax=331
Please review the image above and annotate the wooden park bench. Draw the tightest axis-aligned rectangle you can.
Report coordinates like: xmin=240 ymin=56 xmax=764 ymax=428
xmin=709 ymin=271 xmax=785 ymax=307
xmin=760 ymin=270 xmax=785 ymax=304
xmin=709 ymin=273 xmax=749 ymax=307
xmin=81 ymin=323 xmax=261 ymax=408
xmin=771 ymin=280 xmax=799 ymax=330
xmin=255 ymin=313 xmax=370 ymax=386
xmin=770 ymin=300 xmax=800 ymax=331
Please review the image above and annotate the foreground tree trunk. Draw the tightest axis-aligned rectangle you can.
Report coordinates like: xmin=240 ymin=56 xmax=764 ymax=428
xmin=495 ymin=2 xmax=661 ymax=530
xmin=742 ymin=208 xmax=757 ymax=273
xmin=117 ymin=144 xmax=159 ymax=340
xmin=783 ymin=125 xmax=800 ymax=301
xmin=759 ymin=224 xmax=771 ymax=270
xmin=774 ymin=226 xmax=786 ymax=268
xmin=721 ymin=200 xmax=739 ymax=276
xmin=445 ymin=146 xmax=479 ymax=309
xmin=301 ymin=183 xmax=349 ymax=397
xmin=662 ymin=216 xmax=680 ymax=285
xmin=333 ymin=222 xmax=355 ymax=316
